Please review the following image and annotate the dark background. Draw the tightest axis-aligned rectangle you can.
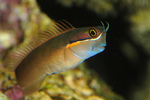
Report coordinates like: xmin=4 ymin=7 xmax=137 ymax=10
xmin=37 ymin=0 xmax=149 ymax=99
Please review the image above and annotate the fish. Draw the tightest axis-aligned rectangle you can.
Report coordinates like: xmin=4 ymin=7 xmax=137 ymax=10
xmin=4 ymin=20 xmax=109 ymax=96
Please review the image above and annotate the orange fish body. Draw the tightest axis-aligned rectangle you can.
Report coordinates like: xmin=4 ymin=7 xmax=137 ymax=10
xmin=5 ymin=20 xmax=109 ymax=95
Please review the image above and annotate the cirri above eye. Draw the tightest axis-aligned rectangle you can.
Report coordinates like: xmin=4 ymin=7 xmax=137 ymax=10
xmin=89 ymin=28 xmax=97 ymax=38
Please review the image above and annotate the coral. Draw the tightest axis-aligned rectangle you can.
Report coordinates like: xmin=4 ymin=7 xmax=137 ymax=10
xmin=4 ymin=85 xmax=22 ymax=100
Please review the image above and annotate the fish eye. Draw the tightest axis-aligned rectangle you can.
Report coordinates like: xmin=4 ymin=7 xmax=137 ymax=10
xmin=89 ymin=28 xmax=97 ymax=38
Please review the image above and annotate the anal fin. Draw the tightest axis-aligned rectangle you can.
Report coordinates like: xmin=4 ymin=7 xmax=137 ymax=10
xmin=22 ymin=75 xmax=46 ymax=96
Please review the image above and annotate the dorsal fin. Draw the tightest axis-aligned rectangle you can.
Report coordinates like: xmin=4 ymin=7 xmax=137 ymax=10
xmin=38 ymin=20 xmax=74 ymax=43
xmin=4 ymin=44 xmax=34 ymax=71
xmin=4 ymin=20 xmax=75 ymax=71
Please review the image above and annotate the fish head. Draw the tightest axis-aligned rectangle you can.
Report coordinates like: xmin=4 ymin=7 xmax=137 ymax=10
xmin=67 ymin=22 xmax=109 ymax=59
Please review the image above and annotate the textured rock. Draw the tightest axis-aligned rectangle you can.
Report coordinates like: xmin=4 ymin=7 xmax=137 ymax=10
xmin=0 ymin=92 xmax=9 ymax=100
xmin=129 ymin=9 xmax=150 ymax=55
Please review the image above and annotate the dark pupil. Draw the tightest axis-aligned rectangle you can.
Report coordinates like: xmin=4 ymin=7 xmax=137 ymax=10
xmin=91 ymin=31 xmax=95 ymax=35
xmin=90 ymin=30 xmax=96 ymax=36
